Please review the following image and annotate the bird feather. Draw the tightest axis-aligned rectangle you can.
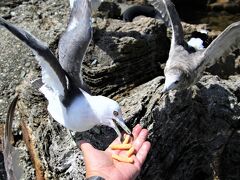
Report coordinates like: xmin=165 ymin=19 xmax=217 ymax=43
xmin=149 ymin=0 xmax=186 ymax=48
xmin=201 ymin=21 xmax=240 ymax=68
xmin=0 ymin=17 xmax=68 ymax=97
xmin=59 ymin=0 xmax=92 ymax=89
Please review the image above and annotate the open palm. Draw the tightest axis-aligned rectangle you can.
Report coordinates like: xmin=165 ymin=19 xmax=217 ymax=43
xmin=80 ymin=124 xmax=151 ymax=180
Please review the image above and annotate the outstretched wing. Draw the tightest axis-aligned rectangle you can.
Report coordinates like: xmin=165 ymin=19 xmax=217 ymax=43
xmin=59 ymin=0 xmax=92 ymax=88
xmin=201 ymin=21 xmax=240 ymax=68
xmin=0 ymin=17 xmax=68 ymax=97
xmin=3 ymin=95 xmax=23 ymax=180
xmin=149 ymin=0 xmax=186 ymax=47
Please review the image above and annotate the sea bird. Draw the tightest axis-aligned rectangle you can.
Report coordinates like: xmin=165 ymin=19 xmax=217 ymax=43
xmin=0 ymin=0 xmax=131 ymax=138
xmin=69 ymin=0 xmax=103 ymax=12
xmin=149 ymin=0 xmax=240 ymax=93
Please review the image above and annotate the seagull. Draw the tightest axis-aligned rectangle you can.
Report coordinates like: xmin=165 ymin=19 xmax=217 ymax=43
xmin=69 ymin=0 xmax=103 ymax=12
xmin=121 ymin=5 xmax=162 ymax=22
xmin=149 ymin=0 xmax=240 ymax=93
xmin=3 ymin=95 xmax=23 ymax=180
xmin=0 ymin=0 xmax=131 ymax=138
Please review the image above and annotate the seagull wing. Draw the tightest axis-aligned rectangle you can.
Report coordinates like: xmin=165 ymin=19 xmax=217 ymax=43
xmin=59 ymin=0 xmax=92 ymax=89
xmin=3 ymin=95 xmax=23 ymax=180
xmin=0 ymin=17 xmax=68 ymax=97
xmin=201 ymin=21 xmax=240 ymax=68
xmin=149 ymin=0 xmax=186 ymax=47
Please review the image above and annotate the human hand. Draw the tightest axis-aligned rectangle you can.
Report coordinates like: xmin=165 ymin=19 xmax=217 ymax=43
xmin=79 ymin=124 xmax=151 ymax=180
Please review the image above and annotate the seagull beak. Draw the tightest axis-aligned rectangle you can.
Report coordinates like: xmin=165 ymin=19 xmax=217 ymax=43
xmin=112 ymin=117 xmax=131 ymax=138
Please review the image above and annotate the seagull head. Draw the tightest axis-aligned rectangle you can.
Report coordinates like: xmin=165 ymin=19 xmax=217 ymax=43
xmin=93 ymin=96 xmax=131 ymax=138
xmin=161 ymin=68 xmax=183 ymax=94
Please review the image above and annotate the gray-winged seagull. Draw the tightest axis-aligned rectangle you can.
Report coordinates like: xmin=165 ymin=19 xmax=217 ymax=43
xmin=70 ymin=0 xmax=103 ymax=12
xmin=0 ymin=0 xmax=131 ymax=138
xmin=149 ymin=0 xmax=240 ymax=93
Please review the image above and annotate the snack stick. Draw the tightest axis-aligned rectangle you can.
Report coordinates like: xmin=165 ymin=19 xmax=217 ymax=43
xmin=127 ymin=146 xmax=135 ymax=157
xmin=123 ymin=134 xmax=131 ymax=144
xmin=112 ymin=154 xmax=134 ymax=163
xmin=110 ymin=144 xmax=132 ymax=150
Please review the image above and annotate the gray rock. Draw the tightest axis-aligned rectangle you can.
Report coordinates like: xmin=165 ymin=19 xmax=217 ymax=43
xmin=83 ymin=17 xmax=169 ymax=96
xmin=0 ymin=0 xmax=240 ymax=180
xmin=207 ymin=0 xmax=240 ymax=13
xmin=96 ymin=1 xmax=122 ymax=19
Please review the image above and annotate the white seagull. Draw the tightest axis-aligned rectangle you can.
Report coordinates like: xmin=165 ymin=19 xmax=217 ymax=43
xmin=0 ymin=0 xmax=131 ymax=138
xmin=69 ymin=0 xmax=103 ymax=12
xmin=149 ymin=0 xmax=240 ymax=93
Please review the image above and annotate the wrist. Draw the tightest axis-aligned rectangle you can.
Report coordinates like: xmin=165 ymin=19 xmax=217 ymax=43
xmin=86 ymin=176 xmax=105 ymax=180
xmin=86 ymin=170 xmax=110 ymax=180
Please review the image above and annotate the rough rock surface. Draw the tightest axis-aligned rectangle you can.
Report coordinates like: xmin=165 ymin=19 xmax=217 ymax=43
xmin=0 ymin=0 xmax=240 ymax=180
xmin=207 ymin=0 xmax=240 ymax=13
xmin=84 ymin=17 xmax=169 ymax=96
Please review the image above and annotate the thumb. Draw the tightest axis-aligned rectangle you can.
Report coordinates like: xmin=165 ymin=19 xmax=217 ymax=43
xmin=79 ymin=140 xmax=100 ymax=177
xmin=79 ymin=140 xmax=96 ymax=155
xmin=79 ymin=140 xmax=94 ymax=152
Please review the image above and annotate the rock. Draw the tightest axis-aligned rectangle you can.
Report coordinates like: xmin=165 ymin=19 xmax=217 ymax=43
xmin=96 ymin=1 xmax=122 ymax=19
xmin=207 ymin=0 xmax=240 ymax=13
xmin=207 ymin=51 xmax=240 ymax=79
xmin=6 ymin=68 xmax=240 ymax=180
xmin=84 ymin=74 xmax=240 ymax=180
xmin=83 ymin=17 xmax=169 ymax=96
xmin=118 ymin=0 xmax=146 ymax=5
xmin=0 ymin=0 xmax=240 ymax=180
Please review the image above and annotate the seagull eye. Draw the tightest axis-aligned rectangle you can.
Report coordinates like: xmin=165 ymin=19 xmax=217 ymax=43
xmin=113 ymin=111 xmax=119 ymax=116
xmin=175 ymin=80 xmax=179 ymax=84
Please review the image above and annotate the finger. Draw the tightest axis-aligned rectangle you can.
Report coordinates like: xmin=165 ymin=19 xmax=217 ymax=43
xmin=132 ymin=129 xmax=148 ymax=151
xmin=108 ymin=124 xmax=142 ymax=148
xmin=132 ymin=124 xmax=142 ymax=140
xmin=106 ymin=124 xmax=142 ymax=153
xmin=136 ymin=141 xmax=151 ymax=165
xmin=79 ymin=140 xmax=96 ymax=158
xmin=105 ymin=137 xmax=122 ymax=154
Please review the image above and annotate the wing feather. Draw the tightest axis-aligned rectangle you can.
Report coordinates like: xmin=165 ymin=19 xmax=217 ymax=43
xmin=0 ymin=17 xmax=68 ymax=96
xmin=149 ymin=0 xmax=185 ymax=47
xmin=59 ymin=0 xmax=92 ymax=88
xmin=202 ymin=21 xmax=240 ymax=68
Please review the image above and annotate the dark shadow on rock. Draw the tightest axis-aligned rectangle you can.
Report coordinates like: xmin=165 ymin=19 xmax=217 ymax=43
xmin=73 ymin=126 xmax=117 ymax=151
xmin=0 ymin=152 xmax=7 ymax=180
xmin=137 ymin=82 xmax=240 ymax=179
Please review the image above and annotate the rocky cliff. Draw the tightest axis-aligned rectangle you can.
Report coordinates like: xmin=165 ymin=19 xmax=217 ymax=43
xmin=0 ymin=0 xmax=240 ymax=180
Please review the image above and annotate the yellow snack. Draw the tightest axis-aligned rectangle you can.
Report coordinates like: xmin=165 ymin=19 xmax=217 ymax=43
xmin=123 ymin=134 xmax=131 ymax=144
xmin=112 ymin=154 xmax=134 ymax=163
xmin=127 ymin=147 xmax=135 ymax=157
xmin=109 ymin=144 xmax=132 ymax=150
